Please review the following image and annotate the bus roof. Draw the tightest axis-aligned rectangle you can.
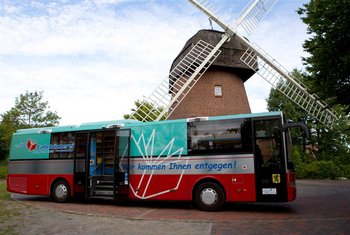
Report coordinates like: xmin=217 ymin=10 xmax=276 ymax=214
xmin=14 ymin=111 xmax=282 ymax=135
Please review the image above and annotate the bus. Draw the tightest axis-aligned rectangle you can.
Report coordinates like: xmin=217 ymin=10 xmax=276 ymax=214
xmin=7 ymin=111 xmax=309 ymax=211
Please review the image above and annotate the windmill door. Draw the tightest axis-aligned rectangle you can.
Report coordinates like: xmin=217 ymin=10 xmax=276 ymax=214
xmin=253 ymin=119 xmax=287 ymax=202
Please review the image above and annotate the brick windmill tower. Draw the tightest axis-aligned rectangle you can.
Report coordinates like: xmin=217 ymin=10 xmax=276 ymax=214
xmin=168 ymin=29 xmax=255 ymax=119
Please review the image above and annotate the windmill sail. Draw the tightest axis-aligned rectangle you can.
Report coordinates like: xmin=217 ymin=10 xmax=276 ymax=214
xmin=240 ymin=43 xmax=338 ymax=128
xmin=189 ymin=0 xmax=278 ymax=37
xmin=236 ymin=0 xmax=278 ymax=36
xmin=188 ymin=0 xmax=339 ymax=128
xmin=129 ymin=0 xmax=276 ymax=122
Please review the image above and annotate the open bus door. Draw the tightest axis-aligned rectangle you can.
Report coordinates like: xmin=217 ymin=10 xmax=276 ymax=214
xmin=73 ymin=132 xmax=89 ymax=198
xmin=253 ymin=118 xmax=288 ymax=202
xmin=74 ymin=128 xmax=130 ymax=200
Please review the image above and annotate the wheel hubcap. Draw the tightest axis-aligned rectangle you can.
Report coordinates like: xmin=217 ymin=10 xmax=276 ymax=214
xmin=200 ymin=188 xmax=218 ymax=206
xmin=55 ymin=184 xmax=68 ymax=199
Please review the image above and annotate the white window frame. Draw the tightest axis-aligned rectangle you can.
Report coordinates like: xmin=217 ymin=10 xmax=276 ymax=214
xmin=214 ymin=85 xmax=222 ymax=97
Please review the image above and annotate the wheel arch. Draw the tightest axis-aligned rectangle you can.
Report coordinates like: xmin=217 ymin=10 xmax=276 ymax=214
xmin=50 ymin=177 xmax=73 ymax=197
xmin=192 ymin=177 xmax=226 ymax=202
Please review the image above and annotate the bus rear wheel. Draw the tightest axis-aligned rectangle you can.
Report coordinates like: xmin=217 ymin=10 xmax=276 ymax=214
xmin=52 ymin=179 xmax=71 ymax=203
xmin=194 ymin=182 xmax=225 ymax=211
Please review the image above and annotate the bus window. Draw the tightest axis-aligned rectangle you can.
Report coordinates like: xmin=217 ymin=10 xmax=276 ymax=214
xmin=187 ymin=118 xmax=252 ymax=154
xmin=254 ymin=119 xmax=282 ymax=169
xmin=50 ymin=132 xmax=75 ymax=159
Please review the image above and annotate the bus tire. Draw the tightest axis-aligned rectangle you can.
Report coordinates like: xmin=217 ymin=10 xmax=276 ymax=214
xmin=194 ymin=182 xmax=225 ymax=211
xmin=51 ymin=179 xmax=71 ymax=203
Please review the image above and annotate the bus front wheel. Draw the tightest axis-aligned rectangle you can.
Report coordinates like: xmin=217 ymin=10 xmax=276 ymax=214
xmin=51 ymin=179 xmax=71 ymax=203
xmin=194 ymin=182 xmax=225 ymax=211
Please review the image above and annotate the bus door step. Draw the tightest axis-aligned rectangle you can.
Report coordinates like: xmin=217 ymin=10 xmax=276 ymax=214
xmin=91 ymin=195 xmax=114 ymax=200
xmin=95 ymin=184 xmax=114 ymax=189
xmin=97 ymin=180 xmax=113 ymax=185
xmin=93 ymin=190 xmax=114 ymax=196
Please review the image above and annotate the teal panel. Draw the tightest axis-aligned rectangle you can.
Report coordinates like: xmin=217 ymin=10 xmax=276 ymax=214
xmin=129 ymin=121 xmax=187 ymax=157
xmin=9 ymin=133 xmax=51 ymax=160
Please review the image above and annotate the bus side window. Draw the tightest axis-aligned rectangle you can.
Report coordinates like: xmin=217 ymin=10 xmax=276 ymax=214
xmin=187 ymin=118 xmax=252 ymax=155
xmin=50 ymin=132 xmax=75 ymax=159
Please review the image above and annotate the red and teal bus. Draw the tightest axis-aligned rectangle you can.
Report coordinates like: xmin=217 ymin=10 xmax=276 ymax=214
xmin=7 ymin=111 xmax=309 ymax=211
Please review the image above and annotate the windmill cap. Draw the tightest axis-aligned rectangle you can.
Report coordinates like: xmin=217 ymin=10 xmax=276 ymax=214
xmin=170 ymin=29 xmax=256 ymax=82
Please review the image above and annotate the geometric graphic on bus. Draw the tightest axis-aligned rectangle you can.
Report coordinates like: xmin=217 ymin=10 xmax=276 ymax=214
xmin=129 ymin=129 xmax=188 ymax=199
xmin=26 ymin=140 xmax=37 ymax=151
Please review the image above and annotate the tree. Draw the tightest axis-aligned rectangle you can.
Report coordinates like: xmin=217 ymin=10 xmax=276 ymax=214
xmin=0 ymin=91 xmax=60 ymax=159
xmin=3 ymin=91 xmax=60 ymax=128
xmin=297 ymin=0 xmax=350 ymax=113
xmin=267 ymin=70 xmax=350 ymax=178
xmin=123 ymin=99 xmax=167 ymax=122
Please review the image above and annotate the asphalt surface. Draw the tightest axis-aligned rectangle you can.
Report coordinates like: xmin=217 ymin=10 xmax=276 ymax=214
xmin=10 ymin=180 xmax=350 ymax=235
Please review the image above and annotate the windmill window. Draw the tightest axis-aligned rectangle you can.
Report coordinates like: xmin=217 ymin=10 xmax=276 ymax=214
xmin=214 ymin=85 xmax=222 ymax=97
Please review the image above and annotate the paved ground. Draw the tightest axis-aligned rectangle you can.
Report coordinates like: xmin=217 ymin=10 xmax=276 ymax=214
xmin=5 ymin=180 xmax=350 ymax=234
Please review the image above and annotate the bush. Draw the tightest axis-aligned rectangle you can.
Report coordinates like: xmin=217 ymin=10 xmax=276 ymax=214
xmin=0 ymin=181 xmax=11 ymax=200
xmin=295 ymin=162 xmax=308 ymax=179
xmin=296 ymin=160 xmax=342 ymax=179
xmin=340 ymin=164 xmax=350 ymax=179
xmin=0 ymin=160 xmax=8 ymax=180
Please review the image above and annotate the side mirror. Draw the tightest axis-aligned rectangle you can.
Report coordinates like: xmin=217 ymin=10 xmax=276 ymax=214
xmin=282 ymin=122 xmax=311 ymax=140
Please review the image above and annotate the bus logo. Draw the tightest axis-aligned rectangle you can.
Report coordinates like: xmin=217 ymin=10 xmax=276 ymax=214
xmin=26 ymin=140 xmax=37 ymax=151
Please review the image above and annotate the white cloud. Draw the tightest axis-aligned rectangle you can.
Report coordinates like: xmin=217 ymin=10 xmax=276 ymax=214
xmin=1 ymin=0 xmax=199 ymax=124
xmin=92 ymin=0 xmax=134 ymax=5
xmin=0 ymin=0 xmax=308 ymax=125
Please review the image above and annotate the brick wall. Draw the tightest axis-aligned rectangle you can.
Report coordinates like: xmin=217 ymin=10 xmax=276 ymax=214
xmin=168 ymin=70 xmax=251 ymax=119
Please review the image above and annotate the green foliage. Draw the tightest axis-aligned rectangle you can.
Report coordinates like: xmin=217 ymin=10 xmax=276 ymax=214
xmin=2 ymin=91 xmax=60 ymax=128
xmin=0 ymin=91 xmax=61 ymax=160
xmin=124 ymin=99 xmax=167 ymax=122
xmin=297 ymin=0 xmax=350 ymax=113
xmin=340 ymin=165 xmax=350 ymax=179
xmin=0 ymin=128 xmax=7 ymax=160
xmin=292 ymin=146 xmax=345 ymax=179
xmin=267 ymin=71 xmax=350 ymax=179
xmin=0 ymin=160 xmax=7 ymax=180
xmin=0 ymin=181 xmax=11 ymax=201
xmin=297 ymin=160 xmax=342 ymax=180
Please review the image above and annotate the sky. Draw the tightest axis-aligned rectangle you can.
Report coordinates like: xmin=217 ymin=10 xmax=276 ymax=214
xmin=0 ymin=0 xmax=309 ymax=125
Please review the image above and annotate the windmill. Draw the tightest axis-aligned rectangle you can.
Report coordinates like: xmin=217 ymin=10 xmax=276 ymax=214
xmin=129 ymin=0 xmax=338 ymax=129
xmin=167 ymin=29 xmax=255 ymax=120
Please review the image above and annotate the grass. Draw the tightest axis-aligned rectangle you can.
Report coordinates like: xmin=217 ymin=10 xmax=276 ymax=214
xmin=0 ymin=180 xmax=11 ymax=201
xmin=0 ymin=180 xmax=19 ymax=235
